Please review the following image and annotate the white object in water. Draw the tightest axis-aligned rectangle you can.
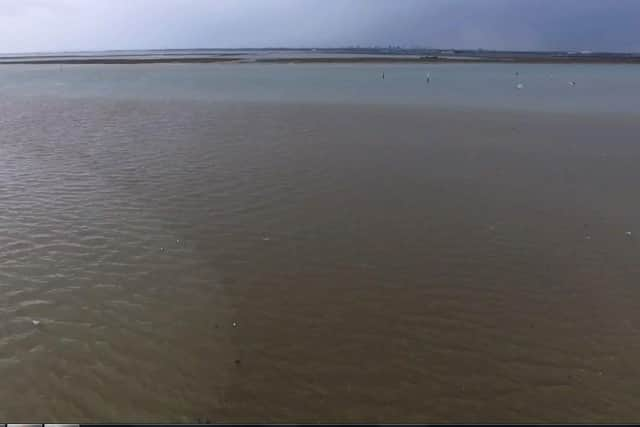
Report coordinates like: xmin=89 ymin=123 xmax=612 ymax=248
xmin=569 ymin=81 xmax=576 ymax=86
xmin=626 ymin=231 xmax=632 ymax=237
xmin=516 ymin=83 xmax=524 ymax=89
xmin=32 ymin=320 xmax=41 ymax=326
xmin=263 ymin=236 xmax=271 ymax=241
xmin=232 ymin=321 xmax=238 ymax=328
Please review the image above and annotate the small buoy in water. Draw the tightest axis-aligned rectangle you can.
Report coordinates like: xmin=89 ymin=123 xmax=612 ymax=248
xmin=263 ymin=236 xmax=271 ymax=241
xmin=381 ymin=72 xmax=385 ymax=79
xmin=232 ymin=321 xmax=238 ymax=328
xmin=160 ymin=247 xmax=165 ymax=252
xmin=626 ymin=231 xmax=632 ymax=237
xmin=516 ymin=83 xmax=524 ymax=89
xmin=569 ymin=81 xmax=576 ymax=87
xmin=176 ymin=239 xmax=180 ymax=244
xmin=32 ymin=320 xmax=41 ymax=326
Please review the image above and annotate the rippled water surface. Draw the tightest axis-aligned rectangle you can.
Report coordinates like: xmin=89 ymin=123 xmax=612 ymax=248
xmin=2 ymin=65 xmax=640 ymax=422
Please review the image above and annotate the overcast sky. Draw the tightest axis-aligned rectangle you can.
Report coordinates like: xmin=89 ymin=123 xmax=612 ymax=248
xmin=0 ymin=0 xmax=638 ymax=54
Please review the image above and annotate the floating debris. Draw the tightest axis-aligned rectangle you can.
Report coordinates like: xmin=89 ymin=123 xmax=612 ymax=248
xmin=32 ymin=320 xmax=41 ymax=326
xmin=262 ymin=236 xmax=271 ymax=241
xmin=516 ymin=83 xmax=524 ymax=89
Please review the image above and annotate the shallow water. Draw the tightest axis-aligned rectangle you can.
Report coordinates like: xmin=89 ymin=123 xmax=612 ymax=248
xmin=1 ymin=66 xmax=640 ymax=422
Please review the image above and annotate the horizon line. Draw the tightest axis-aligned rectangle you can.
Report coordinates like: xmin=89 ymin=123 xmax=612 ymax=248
xmin=1 ymin=46 xmax=639 ymax=57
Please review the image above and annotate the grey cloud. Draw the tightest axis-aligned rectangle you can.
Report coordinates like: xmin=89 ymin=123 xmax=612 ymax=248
xmin=0 ymin=0 xmax=638 ymax=53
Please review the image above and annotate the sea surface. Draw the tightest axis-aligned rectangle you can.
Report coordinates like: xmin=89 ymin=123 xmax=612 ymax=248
xmin=1 ymin=62 xmax=640 ymax=113
xmin=1 ymin=63 xmax=640 ymax=422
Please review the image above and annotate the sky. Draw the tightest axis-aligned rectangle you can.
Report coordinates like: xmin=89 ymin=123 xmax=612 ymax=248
xmin=0 ymin=0 xmax=639 ymax=54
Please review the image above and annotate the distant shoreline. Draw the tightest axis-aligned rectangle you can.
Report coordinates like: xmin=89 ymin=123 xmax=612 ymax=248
xmin=0 ymin=57 xmax=241 ymax=65
xmin=255 ymin=56 xmax=640 ymax=64
xmin=2 ymin=54 xmax=640 ymax=65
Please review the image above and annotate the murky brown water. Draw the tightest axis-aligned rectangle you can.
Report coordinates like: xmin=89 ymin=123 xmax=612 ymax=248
xmin=2 ymin=97 xmax=640 ymax=422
